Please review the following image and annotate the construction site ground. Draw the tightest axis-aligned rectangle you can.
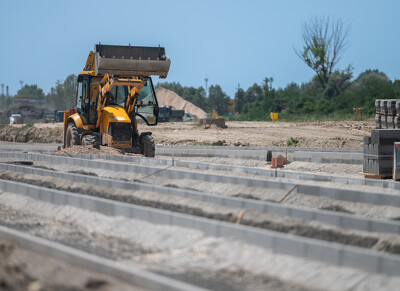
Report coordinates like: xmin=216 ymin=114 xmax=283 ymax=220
xmin=1 ymin=119 xmax=374 ymax=148
xmin=0 ymin=119 xmax=399 ymax=290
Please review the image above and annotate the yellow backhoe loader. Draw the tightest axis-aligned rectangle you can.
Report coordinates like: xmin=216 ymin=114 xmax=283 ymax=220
xmin=63 ymin=44 xmax=171 ymax=157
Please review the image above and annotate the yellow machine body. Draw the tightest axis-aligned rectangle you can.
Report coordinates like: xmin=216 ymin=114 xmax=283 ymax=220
xmin=100 ymin=106 xmax=131 ymax=148
xmin=62 ymin=43 xmax=170 ymax=157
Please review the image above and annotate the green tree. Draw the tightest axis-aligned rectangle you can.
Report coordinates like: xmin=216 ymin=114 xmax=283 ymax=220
xmin=234 ymin=88 xmax=245 ymax=113
xmin=16 ymin=84 xmax=45 ymax=100
xmin=47 ymin=74 xmax=77 ymax=110
xmin=208 ymin=85 xmax=230 ymax=115
xmin=295 ymin=16 xmax=350 ymax=89
xmin=246 ymin=83 xmax=264 ymax=103
xmin=323 ymin=66 xmax=353 ymax=97
xmin=192 ymin=87 xmax=207 ymax=111
xmin=347 ymin=69 xmax=397 ymax=115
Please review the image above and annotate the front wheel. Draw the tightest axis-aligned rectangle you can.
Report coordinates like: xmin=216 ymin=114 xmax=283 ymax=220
xmin=82 ymin=134 xmax=100 ymax=149
xmin=65 ymin=122 xmax=80 ymax=147
xmin=140 ymin=135 xmax=155 ymax=157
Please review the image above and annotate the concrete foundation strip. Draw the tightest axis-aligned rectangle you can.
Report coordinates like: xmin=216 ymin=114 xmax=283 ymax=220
xmin=0 ymin=143 xmax=362 ymax=155
xmin=155 ymin=145 xmax=362 ymax=161
xmin=46 ymin=152 xmax=400 ymax=191
xmin=0 ymin=225 xmax=209 ymax=291
xmin=1 ymin=152 xmax=399 ymax=207
xmin=0 ymin=162 xmax=398 ymax=235
xmin=157 ymin=145 xmax=363 ymax=152
xmin=0 ymin=179 xmax=399 ymax=277
xmin=293 ymin=151 xmax=363 ymax=165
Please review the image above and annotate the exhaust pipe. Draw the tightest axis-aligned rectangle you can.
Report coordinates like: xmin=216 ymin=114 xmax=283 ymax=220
xmin=94 ymin=44 xmax=171 ymax=78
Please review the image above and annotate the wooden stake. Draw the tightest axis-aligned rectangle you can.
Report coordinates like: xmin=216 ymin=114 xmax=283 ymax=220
xmin=235 ymin=209 xmax=245 ymax=224
xmin=278 ymin=184 xmax=298 ymax=203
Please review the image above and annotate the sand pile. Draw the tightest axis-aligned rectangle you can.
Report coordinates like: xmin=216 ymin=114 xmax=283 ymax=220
xmin=56 ymin=145 xmax=124 ymax=155
xmin=155 ymin=87 xmax=207 ymax=119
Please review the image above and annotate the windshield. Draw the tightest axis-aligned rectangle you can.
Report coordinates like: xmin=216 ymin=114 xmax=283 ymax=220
xmin=109 ymin=86 xmax=129 ymax=107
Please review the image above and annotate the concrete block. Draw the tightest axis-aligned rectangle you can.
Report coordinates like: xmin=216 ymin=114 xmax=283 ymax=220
xmin=393 ymin=142 xmax=400 ymax=181
xmin=375 ymin=114 xmax=381 ymax=129
xmin=371 ymin=129 xmax=400 ymax=145
xmin=274 ymin=236 xmax=306 ymax=257
xmin=304 ymin=241 xmax=341 ymax=265
xmin=341 ymin=249 xmax=380 ymax=273
xmin=342 ymin=216 xmax=369 ymax=231
xmin=371 ymin=221 xmax=400 ymax=234
xmin=395 ymin=116 xmax=400 ymax=129
xmin=314 ymin=212 xmax=342 ymax=227
xmin=381 ymin=255 xmax=400 ymax=276
xmin=387 ymin=100 xmax=397 ymax=115
xmin=387 ymin=116 xmax=395 ymax=129
xmin=380 ymin=100 xmax=388 ymax=114
xmin=288 ymin=207 xmax=314 ymax=220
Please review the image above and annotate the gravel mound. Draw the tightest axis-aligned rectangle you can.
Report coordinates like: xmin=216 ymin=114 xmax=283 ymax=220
xmin=56 ymin=145 xmax=125 ymax=155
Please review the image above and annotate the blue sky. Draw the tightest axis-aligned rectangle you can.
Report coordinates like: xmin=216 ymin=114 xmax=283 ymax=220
xmin=0 ymin=0 xmax=399 ymax=98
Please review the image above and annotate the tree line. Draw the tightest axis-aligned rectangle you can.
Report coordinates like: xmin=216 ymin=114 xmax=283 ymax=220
xmin=3 ymin=67 xmax=399 ymax=120
xmin=0 ymin=74 xmax=77 ymax=111
xmin=157 ymin=69 xmax=400 ymax=120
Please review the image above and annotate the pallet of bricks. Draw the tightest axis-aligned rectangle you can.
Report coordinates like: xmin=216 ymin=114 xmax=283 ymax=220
xmin=375 ymin=99 xmax=400 ymax=128
xmin=364 ymin=99 xmax=400 ymax=178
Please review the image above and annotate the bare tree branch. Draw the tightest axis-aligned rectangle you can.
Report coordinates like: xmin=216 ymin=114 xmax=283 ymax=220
xmin=295 ymin=16 xmax=350 ymax=90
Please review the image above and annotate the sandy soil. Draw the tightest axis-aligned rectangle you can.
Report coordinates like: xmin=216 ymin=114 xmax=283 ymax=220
xmin=142 ymin=120 xmax=374 ymax=148
xmin=2 ymin=169 xmax=400 ymax=253
xmin=5 ymin=159 xmax=399 ymax=221
xmin=3 ymin=120 xmax=374 ymax=148
xmin=1 ymin=192 xmax=399 ymax=291
xmin=0 ymin=238 xmax=144 ymax=291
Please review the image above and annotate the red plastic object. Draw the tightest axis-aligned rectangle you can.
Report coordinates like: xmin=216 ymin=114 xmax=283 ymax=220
xmin=270 ymin=156 xmax=284 ymax=168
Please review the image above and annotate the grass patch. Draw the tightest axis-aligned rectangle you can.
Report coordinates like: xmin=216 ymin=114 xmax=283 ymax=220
xmin=14 ymin=123 xmax=34 ymax=131
xmin=0 ymin=123 xmax=7 ymax=130
xmin=195 ymin=141 xmax=213 ymax=146
xmin=286 ymin=137 xmax=299 ymax=146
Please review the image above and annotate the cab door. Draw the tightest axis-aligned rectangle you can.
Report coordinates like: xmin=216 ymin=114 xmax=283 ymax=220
xmin=76 ymin=75 xmax=90 ymax=123
xmin=135 ymin=78 xmax=159 ymax=126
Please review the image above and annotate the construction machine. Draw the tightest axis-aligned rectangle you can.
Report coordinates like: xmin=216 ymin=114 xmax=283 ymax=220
xmin=63 ymin=44 xmax=171 ymax=157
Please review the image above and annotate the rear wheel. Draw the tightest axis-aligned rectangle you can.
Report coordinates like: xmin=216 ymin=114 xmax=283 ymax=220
xmin=140 ymin=134 xmax=155 ymax=157
xmin=82 ymin=134 xmax=100 ymax=149
xmin=65 ymin=123 xmax=80 ymax=147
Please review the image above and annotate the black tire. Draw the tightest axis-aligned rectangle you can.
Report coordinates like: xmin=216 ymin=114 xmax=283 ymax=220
xmin=65 ymin=122 xmax=80 ymax=147
xmin=140 ymin=134 xmax=155 ymax=157
xmin=82 ymin=134 xmax=100 ymax=149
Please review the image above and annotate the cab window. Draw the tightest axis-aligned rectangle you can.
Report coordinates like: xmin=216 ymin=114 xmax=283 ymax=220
xmin=135 ymin=78 xmax=158 ymax=126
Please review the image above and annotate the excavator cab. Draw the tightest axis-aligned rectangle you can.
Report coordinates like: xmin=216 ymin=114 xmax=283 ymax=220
xmin=63 ymin=43 xmax=170 ymax=157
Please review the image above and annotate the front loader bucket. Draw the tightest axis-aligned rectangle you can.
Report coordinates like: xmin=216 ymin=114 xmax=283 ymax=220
xmin=94 ymin=44 xmax=171 ymax=78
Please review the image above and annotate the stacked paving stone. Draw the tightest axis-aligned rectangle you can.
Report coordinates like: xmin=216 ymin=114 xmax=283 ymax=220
xmin=375 ymin=99 xmax=400 ymax=128
xmin=363 ymin=129 xmax=400 ymax=177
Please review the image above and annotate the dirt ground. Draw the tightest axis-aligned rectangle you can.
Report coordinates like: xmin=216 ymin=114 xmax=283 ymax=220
xmin=146 ymin=120 xmax=373 ymax=148
xmin=2 ymin=119 xmax=374 ymax=148
xmin=0 ymin=238 xmax=145 ymax=291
